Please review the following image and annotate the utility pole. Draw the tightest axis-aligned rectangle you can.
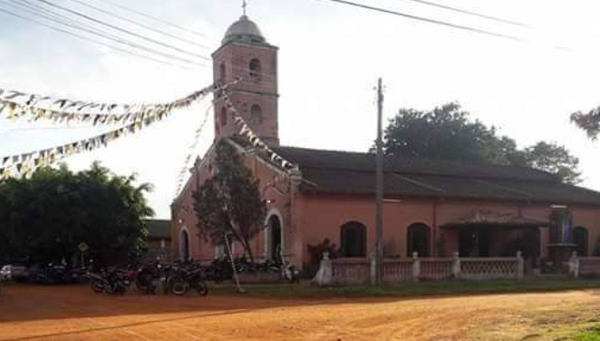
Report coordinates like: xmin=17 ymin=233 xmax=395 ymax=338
xmin=375 ymin=78 xmax=384 ymax=286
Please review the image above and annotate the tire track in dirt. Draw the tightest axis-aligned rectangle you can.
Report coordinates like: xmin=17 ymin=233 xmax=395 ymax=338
xmin=3 ymin=285 xmax=600 ymax=341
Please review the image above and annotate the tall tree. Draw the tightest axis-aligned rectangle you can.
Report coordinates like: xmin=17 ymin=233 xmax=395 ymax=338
xmin=193 ymin=141 xmax=266 ymax=263
xmin=571 ymin=107 xmax=600 ymax=139
xmin=383 ymin=103 xmax=516 ymax=165
xmin=521 ymin=142 xmax=581 ymax=185
xmin=383 ymin=102 xmax=582 ymax=184
xmin=0 ymin=162 xmax=153 ymax=265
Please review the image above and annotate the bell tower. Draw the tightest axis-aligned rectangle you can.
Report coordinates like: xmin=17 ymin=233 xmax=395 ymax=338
xmin=213 ymin=13 xmax=279 ymax=146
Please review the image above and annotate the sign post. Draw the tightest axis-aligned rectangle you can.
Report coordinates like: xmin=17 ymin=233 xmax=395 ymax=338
xmin=78 ymin=242 xmax=89 ymax=267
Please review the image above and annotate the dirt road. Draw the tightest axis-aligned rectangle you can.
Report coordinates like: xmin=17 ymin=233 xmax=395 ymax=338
xmin=0 ymin=285 xmax=599 ymax=341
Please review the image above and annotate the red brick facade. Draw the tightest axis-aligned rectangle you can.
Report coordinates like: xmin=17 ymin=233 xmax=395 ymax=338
xmin=172 ymin=140 xmax=600 ymax=270
xmin=212 ymin=38 xmax=279 ymax=146
xmin=171 ymin=16 xmax=600 ymax=273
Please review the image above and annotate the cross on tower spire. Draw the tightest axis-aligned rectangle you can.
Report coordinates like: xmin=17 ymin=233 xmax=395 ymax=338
xmin=242 ymin=0 xmax=247 ymax=16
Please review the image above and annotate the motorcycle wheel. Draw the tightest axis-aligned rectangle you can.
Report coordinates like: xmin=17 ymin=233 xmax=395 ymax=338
xmin=90 ymin=281 xmax=104 ymax=294
xmin=116 ymin=283 xmax=127 ymax=296
xmin=170 ymin=280 xmax=188 ymax=296
xmin=196 ymin=281 xmax=209 ymax=297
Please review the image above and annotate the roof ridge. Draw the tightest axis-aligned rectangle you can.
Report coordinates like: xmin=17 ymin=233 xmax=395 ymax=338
xmin=275 ymin=145 xmax=556 ymax=176
xmin=300 ymin=165 xmax=557 ymax=184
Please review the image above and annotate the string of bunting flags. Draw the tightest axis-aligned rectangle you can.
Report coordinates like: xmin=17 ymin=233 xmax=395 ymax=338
xmin=222 ymin=92 xmax=297 ymax=172
xmin=174 ymin=102 xmax=215 ymax=197
xmin=0 ymin=80 xmax=235 ymax=126
xmin=0 ymin=82 xmax=230 ymax=181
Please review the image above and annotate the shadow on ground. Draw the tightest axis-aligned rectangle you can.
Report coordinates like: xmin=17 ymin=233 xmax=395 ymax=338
xmin=1 ymin=280 xmax=600 ymax=324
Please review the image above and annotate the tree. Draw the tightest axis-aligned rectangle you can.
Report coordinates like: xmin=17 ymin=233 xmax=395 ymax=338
xmin=383 ymin=103 xmax=517 ymax=165
xmin=192 ymin=141 xmax=266 ymax=263
xmin=383 ymin=102 xmax=582 ymax=184
xmin=521 ymin=142 xmax=581 ymax=185
xmin=0 ymin=162 xmax=153 ymax=265
xmin=571 ymin=107 xmax=600 ymax=139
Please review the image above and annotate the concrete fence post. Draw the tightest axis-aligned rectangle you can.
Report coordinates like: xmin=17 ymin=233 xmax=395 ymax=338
xmin=412 ymin=252 xmax=420 ymax=282
xmin=516 ymin=251 xmax=524 ymax=281
xmin=570 ymin=251 xmax=580 ymax=279
xmin=370 ymin=251 xmax=377 ymax=285
xmin=311 ymin=252 xmax=332 ymax=286
xmin=452 ymin=252 xmax=461 ymax=279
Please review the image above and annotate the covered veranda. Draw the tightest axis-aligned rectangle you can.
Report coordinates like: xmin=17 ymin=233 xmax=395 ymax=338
xmin=441 ymin=210 xmax=552 ymax=270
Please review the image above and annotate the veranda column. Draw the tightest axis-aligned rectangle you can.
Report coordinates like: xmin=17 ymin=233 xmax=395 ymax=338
xmin=517 ymin=251 xmax=524 ymax=280
xmin=412 ymin=252 xmax=421 ymax=282
xmin=452 ymin=252 xmax=461 ymax=279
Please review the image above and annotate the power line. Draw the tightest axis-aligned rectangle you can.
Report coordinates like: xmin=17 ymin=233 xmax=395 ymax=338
xmin=87 ymin=0 xmax=206 ymax=38
xmin=5 ymin=0 xmax=207 ymax=68
xmin=63 ymin=0 xmax=210 ymax=50
xmin=0 ymin=6 xmax=199 ymax=70
xmin=396 ymin=0 xmax=531 ymax=28
xmin=35 ymin=0 xmax=210 ymax=61
xmin=318 ymin=0 xmax=525 ymax=42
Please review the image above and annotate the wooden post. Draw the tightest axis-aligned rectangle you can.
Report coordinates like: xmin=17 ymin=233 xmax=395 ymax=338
xmin=412 ymin=252 xmax=420 ymax=282
xmin=370 ymin=251 xmax=377 ymax=285
xmin=224 ymin=232 xmax=245 ymax=293
xmin=375 ymin=78 xmax=385 ymax=286
xmin=452 ymin=252 xmax=461 ymax=279
xmin=516 ymin=251 xmax=524 ymax=281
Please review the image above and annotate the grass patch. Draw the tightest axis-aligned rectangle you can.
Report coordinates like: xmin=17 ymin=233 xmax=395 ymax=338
xmin=575 ymin=326 xmax=600 ymax=341
xmin=210 ymin=279 xmax=600 ymax=299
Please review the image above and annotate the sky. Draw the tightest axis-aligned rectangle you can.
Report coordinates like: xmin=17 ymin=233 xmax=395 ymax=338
xmin=1 ymin=0 xmax=600 ymax=218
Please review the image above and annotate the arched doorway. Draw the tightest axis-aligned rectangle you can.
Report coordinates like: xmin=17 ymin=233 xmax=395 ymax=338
xmin=573 ymin=226 xmax=589 ymax=256
xmin=267 ymin=215 xmax=283 ymax=262
xmin=407 ymin=223 xmax=431 ymax=257
xmin=180 ymin=229 xmax=191 ymax=261
xmin=340 ymin=221 xmax=367 ymax=257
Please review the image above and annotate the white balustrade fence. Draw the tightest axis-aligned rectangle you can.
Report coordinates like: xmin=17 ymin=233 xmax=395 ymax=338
xmin=315 ymin=251 xmax=525 ymax=286
xmin=569 ymin=253 xmax=600 ymax=278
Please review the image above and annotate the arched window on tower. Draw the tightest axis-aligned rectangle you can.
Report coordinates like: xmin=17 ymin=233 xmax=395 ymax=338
xmin=249 ymin=58 xmax=262 ymax=81
xmin=220 ymin=107 xmax=227 ymax=127
xmin=219 ymin=63 xmax=226 ymax=84
xmin=250 ymin=104 xmax=263 ymax=124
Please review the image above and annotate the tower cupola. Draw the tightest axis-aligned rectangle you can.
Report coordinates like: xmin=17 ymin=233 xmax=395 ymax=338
xmin=212 ymin=13 xmax=280 ymax=146
xmin=222 ymin=15 xmax=266 ymax=45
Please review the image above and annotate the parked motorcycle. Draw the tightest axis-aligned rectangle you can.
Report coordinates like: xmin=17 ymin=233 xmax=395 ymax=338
xmin=87 ymin=268 xmax=127 ymax=295
xmin=31 ymin=263 xmax=72 ymax=285
xmin=135 ymin=262 xmax=162 ymax=294
xmin=167 ymin=263 xmax=209 ymax=296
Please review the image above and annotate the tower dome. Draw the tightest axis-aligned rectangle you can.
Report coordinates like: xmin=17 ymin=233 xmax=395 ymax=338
xmin=222 ymin=15 xmax=266 ymax=45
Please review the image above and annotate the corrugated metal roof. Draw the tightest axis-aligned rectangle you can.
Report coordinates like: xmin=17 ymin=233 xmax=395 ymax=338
xmin=143 ymin=219 xmax=171 ymax=240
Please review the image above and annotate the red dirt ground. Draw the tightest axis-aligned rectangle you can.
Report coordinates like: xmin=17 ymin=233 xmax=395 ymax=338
xmin=1 ymin=284 xmax=599 ymax=341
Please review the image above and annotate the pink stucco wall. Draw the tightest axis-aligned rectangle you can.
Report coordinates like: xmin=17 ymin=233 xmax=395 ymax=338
xmin=296 ymin=193 xmax=600 ymax=265
xmin=172 ymin=145 xmax=600 ymax=269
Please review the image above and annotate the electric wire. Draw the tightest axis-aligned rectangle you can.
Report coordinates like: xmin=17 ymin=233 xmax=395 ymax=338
xmin=318 ymin=0 xmax=525 ymax=42
xmin=87 ymin=0 xmax=206 ymax=38
xmin=396 ymin=0 xmax=531 ymax=28
xmin=35 ymin=0 xmax=210 ymax=61
xmin=4 ymin=0 xmax=207 ymax=68
xmin=0 ymin=6 xmax=198 ymax=70
xmin=63 ymin=0 xmax=209 ymax=50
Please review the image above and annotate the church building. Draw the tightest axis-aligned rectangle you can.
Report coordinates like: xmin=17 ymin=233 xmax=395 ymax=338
xmin=171 ymin=14 xmax=600 ymax=273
